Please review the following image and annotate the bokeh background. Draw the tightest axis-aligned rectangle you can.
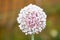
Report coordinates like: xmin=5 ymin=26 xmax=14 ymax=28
xmin=0 ymin=0 xmax=60 ymax=40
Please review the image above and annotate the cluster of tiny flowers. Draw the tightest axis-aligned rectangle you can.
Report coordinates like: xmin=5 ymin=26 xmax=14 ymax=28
xmin=17 ymin=4 xmax=47 ymax=35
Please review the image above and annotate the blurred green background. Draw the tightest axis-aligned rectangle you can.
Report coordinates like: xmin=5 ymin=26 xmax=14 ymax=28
xmin=0 ymin=0 xmax=60 ymax=40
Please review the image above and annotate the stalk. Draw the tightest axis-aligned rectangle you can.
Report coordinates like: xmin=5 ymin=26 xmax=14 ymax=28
xmin=31 ymin=34 xmax=34 ymax=40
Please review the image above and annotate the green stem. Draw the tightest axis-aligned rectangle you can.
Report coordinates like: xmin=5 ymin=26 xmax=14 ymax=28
xmin=31 ymin=34 xmax=34 ymax=40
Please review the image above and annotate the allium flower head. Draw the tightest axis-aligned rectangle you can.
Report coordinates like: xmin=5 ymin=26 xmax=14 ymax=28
xmin=17 ymin=4 xmax=47 ymax=35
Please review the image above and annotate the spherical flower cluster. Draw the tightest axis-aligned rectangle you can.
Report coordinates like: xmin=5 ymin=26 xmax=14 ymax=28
xmin=17 ymin=4 xmax=47 ymax=35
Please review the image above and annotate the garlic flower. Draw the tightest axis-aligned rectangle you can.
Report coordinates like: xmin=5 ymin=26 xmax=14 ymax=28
xmin=17 ymin=4 xmax=47 ymax=35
